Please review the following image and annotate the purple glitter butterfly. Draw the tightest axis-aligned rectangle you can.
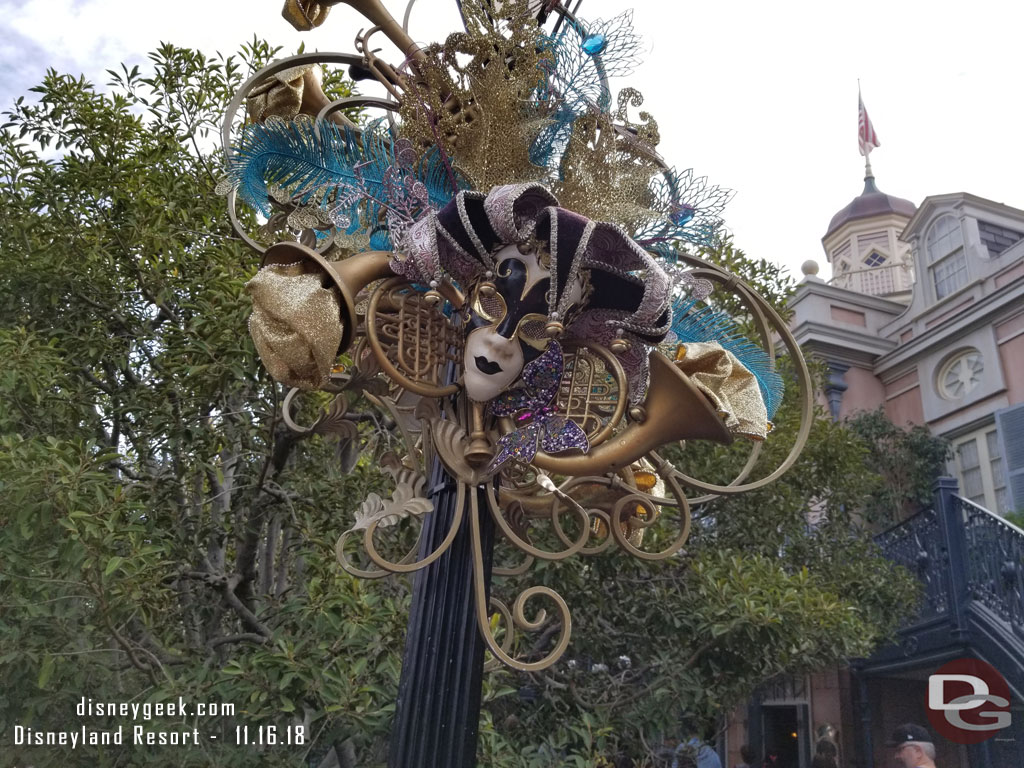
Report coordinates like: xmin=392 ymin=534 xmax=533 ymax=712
xmin=486 ymin=342 xmax=590 ymax=473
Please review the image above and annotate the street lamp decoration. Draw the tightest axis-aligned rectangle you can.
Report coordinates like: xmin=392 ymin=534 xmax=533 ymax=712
xmin=221 ymin=0 xmax=811 ymax=673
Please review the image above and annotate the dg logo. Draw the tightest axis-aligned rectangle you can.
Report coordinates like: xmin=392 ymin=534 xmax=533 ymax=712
xmin=927 ymin=658 xmax=1012 ymax=744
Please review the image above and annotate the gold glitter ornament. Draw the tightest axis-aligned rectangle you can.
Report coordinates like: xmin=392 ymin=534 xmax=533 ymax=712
xmin=397 ymin=0 xmax=549 ymax=191
xmin=551 ymin=92 xmax=665 ymax=234
xmin=246 ymin=64 xmax=318 ymax=123
xmin=281 ymin=0 xmax=332 ymax=31
xmin=246 ymin=263 xmax=344 ymax=390
xmin=672 ymin=341 xmax=770 ymax=439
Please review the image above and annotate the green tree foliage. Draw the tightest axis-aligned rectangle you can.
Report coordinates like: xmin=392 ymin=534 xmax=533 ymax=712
xmin=1 ymin=45 xmax=917 ymax=768
xmin=845 ymin=407 xmax=951 ymax=526
xmin=0 ymin=42 xmax=403 ymax=768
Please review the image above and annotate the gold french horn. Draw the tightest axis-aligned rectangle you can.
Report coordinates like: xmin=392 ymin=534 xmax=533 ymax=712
xmin=261 ymin=242 xmax=734 ymax=476
xmin=529 ymin=351 xmax=734 ymax=478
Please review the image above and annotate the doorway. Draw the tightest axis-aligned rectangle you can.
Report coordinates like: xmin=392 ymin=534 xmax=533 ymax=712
xmin=760 ymin=705 xmax=808 ymax=768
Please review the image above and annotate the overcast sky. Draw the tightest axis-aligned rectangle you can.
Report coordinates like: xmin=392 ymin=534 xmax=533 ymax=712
xmin=4 ymin=0 xmax=1023 ymax=282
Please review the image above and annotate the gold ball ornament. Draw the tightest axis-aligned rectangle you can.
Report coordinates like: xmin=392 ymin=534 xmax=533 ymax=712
xmin=424 ymin=280 xmax=442 ymax=306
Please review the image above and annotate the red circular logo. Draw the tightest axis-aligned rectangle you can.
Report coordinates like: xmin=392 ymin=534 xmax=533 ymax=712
xmin=926 ymin=658 xmax=1012 ymax=744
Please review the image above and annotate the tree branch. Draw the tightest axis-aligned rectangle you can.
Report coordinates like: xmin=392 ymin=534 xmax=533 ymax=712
xmin=223 ymin=574 xmax=272 ymax=638
xmin=206 ymin=633 xmax=268 ymax=650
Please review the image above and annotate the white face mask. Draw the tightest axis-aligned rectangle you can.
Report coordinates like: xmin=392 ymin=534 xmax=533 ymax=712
xmin=463 ymin=323 xmax=526 ymax=402
xmin=461 ymin=243 xmax=583 ymax=402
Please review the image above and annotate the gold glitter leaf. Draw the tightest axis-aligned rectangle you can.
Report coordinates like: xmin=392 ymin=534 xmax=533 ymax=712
xmin=397 ymin=0 xmax=549 ymax=190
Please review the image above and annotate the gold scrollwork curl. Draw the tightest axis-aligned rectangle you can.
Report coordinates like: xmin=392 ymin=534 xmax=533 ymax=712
xmin=484 ymin=484 xmax=590 ymax=561
xmin=362 ymin=481 xmax=466 ymax=574
xmin=470 ymin=492 xmax=571 ymax=672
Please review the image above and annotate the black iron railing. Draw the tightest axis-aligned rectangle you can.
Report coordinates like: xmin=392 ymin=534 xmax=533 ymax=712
xmin=875 ymin=507 xmax=950 ymax=622
xmin=959 ymin=494 xmax=1024 ymax=640
xmin=861 ymin=479 xmax=1024 ymax=768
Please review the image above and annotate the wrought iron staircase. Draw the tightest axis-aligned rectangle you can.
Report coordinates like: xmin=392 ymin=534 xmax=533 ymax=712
xmin=872 ymin=477 xmax=1024 ymax=697
xmin=854 ymin=477 xmax=1024 ymax=767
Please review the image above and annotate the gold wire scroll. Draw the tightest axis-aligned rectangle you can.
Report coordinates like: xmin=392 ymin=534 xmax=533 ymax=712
xmin=363 ymin=481 xmax=465 ymax=574
xmin=366 ymin=278 xmax=462 ymax=397
xmin=484 ymin=484 xmax=591 ymax=562
xmin=335 ymin=479 xmax=466 ymax=578
xmin=482 ymin=597 xmax=516 ymax=672
xmin=335 ymin=532 xmax=418 ymax=579
xmin=471 ymin=490 xmax=572 ymax=672
xmin=668 ymin=258 xmax=814 ymax=501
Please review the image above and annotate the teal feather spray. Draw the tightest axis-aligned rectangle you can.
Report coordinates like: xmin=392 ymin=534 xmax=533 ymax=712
xmin=671 ymin=296 xmax=785 ymax=419
xmin=226 ymin=118 xmax=461 ymax=240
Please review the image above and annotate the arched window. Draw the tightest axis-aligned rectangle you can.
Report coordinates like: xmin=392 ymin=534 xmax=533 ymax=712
xmin=926 ymin=215 xmax=967 ymax=299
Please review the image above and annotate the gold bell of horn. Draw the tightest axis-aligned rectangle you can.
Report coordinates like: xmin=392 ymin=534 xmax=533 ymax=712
xmin=282 ymin=0 xmax=423 ymax=63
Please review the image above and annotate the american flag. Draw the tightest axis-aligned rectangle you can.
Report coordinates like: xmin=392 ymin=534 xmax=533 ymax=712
xmin=858 ymin=93 xmax=881 ymax=157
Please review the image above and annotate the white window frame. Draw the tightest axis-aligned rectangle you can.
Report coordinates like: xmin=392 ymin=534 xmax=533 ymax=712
xmin=927 ymin=214 xmax=968 ymax=300
xmin=996 ymin=404 xmax=1024 ymax=513
xmin=951 ymin=424 xmax=1009 ymax=514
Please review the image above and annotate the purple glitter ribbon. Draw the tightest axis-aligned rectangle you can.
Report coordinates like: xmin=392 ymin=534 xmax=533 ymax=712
xmin=486 ymin=342 xmax=590 ymax=473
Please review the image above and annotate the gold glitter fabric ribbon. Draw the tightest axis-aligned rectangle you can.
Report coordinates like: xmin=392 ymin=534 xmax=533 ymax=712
xmin=281 ymin=0 xmax=332 ymax=31
xmin=246 ymin=64 xmax=317 ymax=123
xmin=674 ymin=342 xmax=769 ymax=440
xmin=246 ymin=263 xmax=343 ymax=390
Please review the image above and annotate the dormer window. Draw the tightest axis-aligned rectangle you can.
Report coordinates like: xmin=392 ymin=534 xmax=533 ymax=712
xmin=864 ymin=252 xmax=886 ymax=268
xmin=926 ymin=214 xmax=968 ymax=299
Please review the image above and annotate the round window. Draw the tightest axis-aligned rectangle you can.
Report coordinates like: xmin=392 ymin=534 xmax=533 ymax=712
xmin=938 ymin=350 xmax=983 ymax=399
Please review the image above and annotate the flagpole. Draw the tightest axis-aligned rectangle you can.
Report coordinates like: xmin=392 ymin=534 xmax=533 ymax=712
xmin=858 ymin=79 xmax=875 ymax=179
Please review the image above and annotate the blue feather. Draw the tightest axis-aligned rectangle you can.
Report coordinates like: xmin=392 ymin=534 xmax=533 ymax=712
xmin=226 ymin=118 xmax=462 ymax=237
xmin=417 ymin=146 xmax=468 ymax=206
xmin=671 ymin=296 xmax=785 ymax=418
